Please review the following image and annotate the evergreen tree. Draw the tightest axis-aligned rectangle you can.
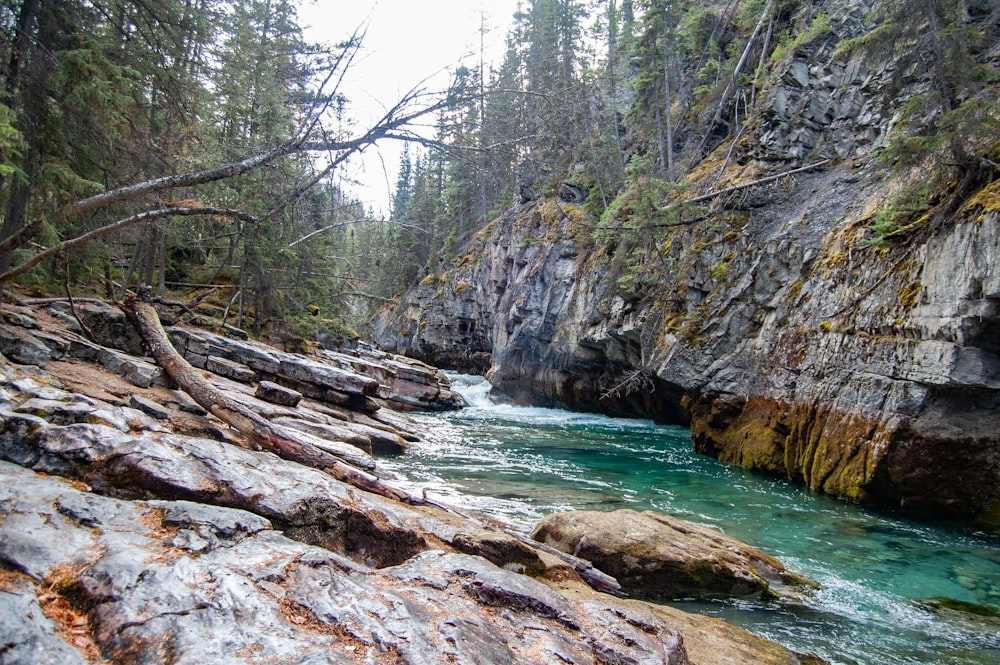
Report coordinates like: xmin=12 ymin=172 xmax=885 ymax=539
xmin=391 ymin=144 xmax=414 ymax=219
xmin=0 ymin=0 xmax=444 ymax=342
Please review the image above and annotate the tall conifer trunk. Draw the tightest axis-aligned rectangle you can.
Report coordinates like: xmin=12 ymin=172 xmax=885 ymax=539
xmin=0 ymin=0 xmax=57 ymax=273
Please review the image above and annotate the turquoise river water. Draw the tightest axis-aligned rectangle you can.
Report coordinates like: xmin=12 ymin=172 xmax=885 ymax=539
xmin=378 ymin=375 xmax=1000 ymax=665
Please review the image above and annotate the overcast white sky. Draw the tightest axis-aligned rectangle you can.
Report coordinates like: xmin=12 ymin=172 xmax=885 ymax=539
xmin=297 ymin=1 xmax=522 ymax=215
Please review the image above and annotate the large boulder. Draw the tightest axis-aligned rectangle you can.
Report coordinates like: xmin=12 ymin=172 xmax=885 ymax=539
xmin=531 ymin=509 xmax=815 ymax=602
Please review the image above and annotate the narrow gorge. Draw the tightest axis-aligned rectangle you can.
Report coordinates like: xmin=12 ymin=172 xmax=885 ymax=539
xmin=373 ymin=0 xmax=1000 ymax=525
xmin=1 ymin=0 xmax=998 ymax=663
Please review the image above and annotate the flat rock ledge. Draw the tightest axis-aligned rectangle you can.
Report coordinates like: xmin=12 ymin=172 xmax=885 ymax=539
xmin=0 ymin=302 xmax=821 ymax=665
xmin=2 ymin=461 xmax=694 ymax=665
xmin=56 ymin=299 xmax=465 ymax=414
xmin=531 ymin=509 xmax=818 ymax=602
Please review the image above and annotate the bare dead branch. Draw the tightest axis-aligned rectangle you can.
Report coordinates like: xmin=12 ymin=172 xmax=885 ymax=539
xmin=600 ymin=369 xmax=655 ymax=401
xmin=62 ymin=256 xmax=98 ymax=344
xmin=691 ymin=0 xmax=775 ymax=165
xmin=55 ymin=142 xmax=301 ymax=224
xmin=0 ymin=207 xmax=258 ymax=283
xmin=656 ymin=159 xmax=831 ymax=223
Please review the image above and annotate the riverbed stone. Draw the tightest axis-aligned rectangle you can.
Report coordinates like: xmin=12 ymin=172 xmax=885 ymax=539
xmin=531 ymin=509 xmax=815 ymax=602
xmin=255 ymin=379 xmax=302 ymax=406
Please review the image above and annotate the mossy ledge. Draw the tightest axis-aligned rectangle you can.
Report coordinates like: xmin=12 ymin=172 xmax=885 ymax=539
xmin=687 ymin=392 xmax=1000 ymax=525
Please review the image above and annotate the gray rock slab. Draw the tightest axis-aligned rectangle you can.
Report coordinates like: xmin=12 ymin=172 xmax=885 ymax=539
xmin=0 ymin=462 xmax=692 ymax=665
xmin=255 ymin=380 xmax=302 ymax=407
xmin=206 ymin=355 xmax=257 ymax=383
xmin=272 ymin=415 xmax=371 ymax=454
xmin=279 ymin=355 xmax=378 ymax=397
xmin=0 ymin=325 xmax=50 ymax=367
xmin=0 ymin=422 xmax=423 ymax=567
xmin=273 ymin=421 xmax=376 ymax=471
xmin=129 ymin=394 xmax=169 ymax=420
xmin=72 ymin=301 xmax=145 ymax=356
xmin=97 ymin=348 xmax=165 ymax=388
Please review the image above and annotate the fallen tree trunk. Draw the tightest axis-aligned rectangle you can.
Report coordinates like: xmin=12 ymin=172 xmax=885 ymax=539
xmin=119 ymin=295 xmax=624 ymax=597
xmin=657 ymin=158 xmax=831 ymax=222
xmin=118 ymin=295 xmax=414 ymax=504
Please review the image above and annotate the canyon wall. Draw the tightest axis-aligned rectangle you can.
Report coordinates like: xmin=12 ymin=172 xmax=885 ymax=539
xmin=374 ymin=0 xmax=1000 ymax=523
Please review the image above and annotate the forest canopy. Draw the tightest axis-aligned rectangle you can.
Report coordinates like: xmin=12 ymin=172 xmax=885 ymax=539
xmin=1 ymin=0 xmax=997 ymax=344
xmin=382 ymin=0 xmax=998 ymax=301
xmin=0 ymin=0 xmax=445 ymax=342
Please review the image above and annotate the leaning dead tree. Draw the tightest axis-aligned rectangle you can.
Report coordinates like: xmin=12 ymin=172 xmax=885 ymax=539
xmin=0 ymin=82 xmax=442 ymax=287
xmin=119 ymin=295 xmax=416 ymax=504
xmin=655 ymin=159 xmax=831 ymax=226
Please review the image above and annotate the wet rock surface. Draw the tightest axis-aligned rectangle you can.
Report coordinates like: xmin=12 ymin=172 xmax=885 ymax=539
xmin=0 ymin=306 xmax=819 ymax=664
xmin=1 ymin=462 xmax=686 ymax=665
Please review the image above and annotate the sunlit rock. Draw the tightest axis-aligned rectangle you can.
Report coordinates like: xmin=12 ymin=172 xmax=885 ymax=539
xmin=531 ymin=509 xmax=816 ymax=602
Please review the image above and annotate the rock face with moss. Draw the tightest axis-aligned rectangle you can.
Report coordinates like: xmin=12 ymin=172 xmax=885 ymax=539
xmin=373 ymin=0 xmax=1000 ymax=524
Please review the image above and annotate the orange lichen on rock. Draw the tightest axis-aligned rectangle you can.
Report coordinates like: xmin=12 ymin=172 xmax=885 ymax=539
xmin=40 ymin=564 xmax=108 ymax=664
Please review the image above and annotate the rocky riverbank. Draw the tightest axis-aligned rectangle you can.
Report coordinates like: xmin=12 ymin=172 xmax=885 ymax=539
xmin=0 ymin=299 xmax=822 ymax=664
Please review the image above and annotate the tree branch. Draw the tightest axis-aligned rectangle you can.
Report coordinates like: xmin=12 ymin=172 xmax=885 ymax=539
xmin=55 ymin=141 xmax=302 ymax=224
xmin=0 ymin=207 xmax=258 ymax=283
xmin=656 ymin=159 xmax=831 ymax=223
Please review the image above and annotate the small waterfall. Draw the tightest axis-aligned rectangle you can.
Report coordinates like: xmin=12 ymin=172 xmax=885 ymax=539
xmin=446 ymin=372 xmax=495 ymax=408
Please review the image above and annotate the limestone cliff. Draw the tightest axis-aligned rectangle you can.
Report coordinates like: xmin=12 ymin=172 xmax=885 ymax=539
xmin=373 ymin=1 xmax=1000 ymax=524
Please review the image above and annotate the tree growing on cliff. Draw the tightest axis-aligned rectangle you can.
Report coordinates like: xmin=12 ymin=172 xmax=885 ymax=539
xmin=836 ymin=0 xmax=1000 ymax=244
xmin=841 ymin=0 xmax=998 ymax=172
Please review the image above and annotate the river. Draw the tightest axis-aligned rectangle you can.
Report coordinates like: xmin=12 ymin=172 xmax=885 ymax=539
xmin=378 ymin=374 xmax=1000 ymax=665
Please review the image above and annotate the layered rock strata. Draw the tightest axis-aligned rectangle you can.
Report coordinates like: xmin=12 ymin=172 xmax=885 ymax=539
xmin=374 ymin=188 xmax=1000 ymax=523
xmin=373 ymin=0 xmax=1000 ymax=523
xmin=0 ymin=303 xmax=818 ymax=664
